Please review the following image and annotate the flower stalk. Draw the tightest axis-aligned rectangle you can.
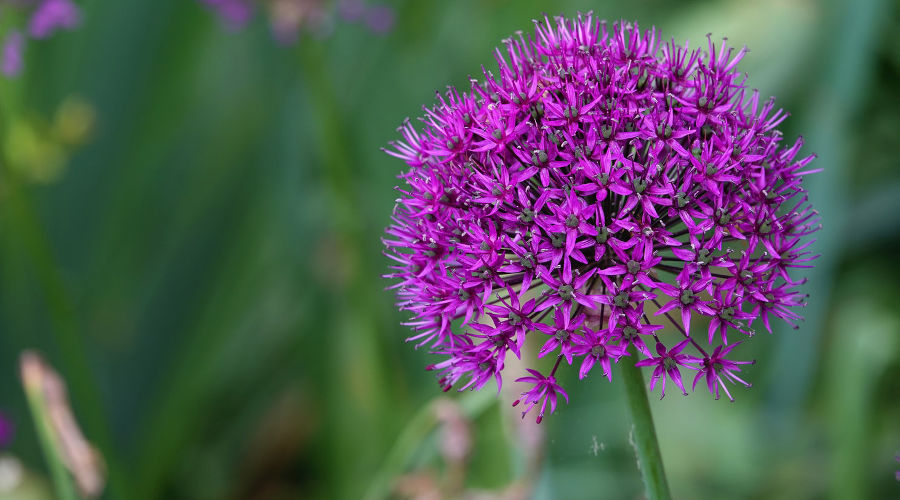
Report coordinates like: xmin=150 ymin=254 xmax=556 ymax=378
xmin=621 ymin=348 xmax=672 ymax=500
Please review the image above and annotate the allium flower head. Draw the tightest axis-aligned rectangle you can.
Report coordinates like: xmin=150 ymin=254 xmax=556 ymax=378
xmin=383 ymin=14 xmax=819 ymax=421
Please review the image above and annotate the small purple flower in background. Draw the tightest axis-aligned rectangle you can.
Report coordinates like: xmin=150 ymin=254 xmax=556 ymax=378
xmin=383 ymin=14 xmax=819 ymax=422
xmin=1 ymin=31 xmax=24 ymax=76
xmin=0 ymin=0 xmax=81 ymax=77
xmin=0 ymin=411 xmax=13 ymax=447
xmin=199 ymin=0 xmax=253 ymax=30
xmin=199 ymin=0 xmax=394 ymax=43
xmin=27 ymin=0 xmax=80 ymax=39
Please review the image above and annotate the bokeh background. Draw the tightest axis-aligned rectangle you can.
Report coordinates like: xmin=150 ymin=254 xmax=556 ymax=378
xmin=0 ymin=0 xmax=899 ymax=499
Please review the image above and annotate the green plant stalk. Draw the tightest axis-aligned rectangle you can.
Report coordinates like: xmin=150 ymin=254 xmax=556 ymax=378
xmin=620 ymin=354 xmax=672 ymax=500
xmin=23 ymin=378 xmax=80 ymax=500
xmin=362 ymin=390 xmax=495 ymax=500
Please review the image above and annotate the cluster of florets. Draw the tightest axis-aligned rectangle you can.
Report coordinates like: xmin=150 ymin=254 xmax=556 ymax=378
xmin=198 ymin=0 xmax=394 ymax=44
xmin=383 ymin=14 xmax=819 ymax=423
xmin=1 ymin=0 xmax=80 ymax=77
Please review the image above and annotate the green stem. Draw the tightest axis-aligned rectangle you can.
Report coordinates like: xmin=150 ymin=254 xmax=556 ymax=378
xmin=620 ymin=353 xmax=672 ymax=500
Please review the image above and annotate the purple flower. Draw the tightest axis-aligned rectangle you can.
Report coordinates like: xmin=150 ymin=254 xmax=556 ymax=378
xmin=199 ymin=0 xmax=253 ymax=29
xmin=199 ymin=0 xmax=395 ymax=41
xmin=635 ymin=340 xmax=695 ymax=398
xmin=384 ymin=14 xmax=819 ymax=419
xmin=1 ymin=32 xmax=24 ymax=77
xmin=0 ymin=0 xmax=81 ymax=78
xmin=691 ymin=343 xmax=754 ymax=401
xmin=0 ymin=411 xmax=13 ymax=447
xmin=571 ymin=325 xmax=628 ymax=381
xmin=513 ymin=368 xmax=568 ymax=423
xmin=27 ymin=0 xmax=80 ymax=39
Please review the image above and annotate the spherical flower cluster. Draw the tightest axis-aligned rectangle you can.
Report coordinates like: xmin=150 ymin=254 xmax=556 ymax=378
xmin=0 ymin=0 xmax=80 ymax=77
xmin=383 ymin=14 xmax=819 ymax=422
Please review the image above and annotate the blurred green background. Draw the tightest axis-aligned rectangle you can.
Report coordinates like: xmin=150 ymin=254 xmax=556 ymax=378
xmin=0 ymin=0 xmax=899 ymax=499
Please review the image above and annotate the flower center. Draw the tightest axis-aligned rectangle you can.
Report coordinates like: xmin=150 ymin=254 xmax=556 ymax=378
xmin=627 ymin=260 xmax=641 ymax=275
xmin=720 ymin=307 xmax=735 ymax=321
xmin=558 ymin=284 xmax=575 ymax=300
xmin=551 ymin=232 xmax=565 ymax=248
xmin=518 ymin=209 xmax=535 ymax=224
